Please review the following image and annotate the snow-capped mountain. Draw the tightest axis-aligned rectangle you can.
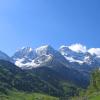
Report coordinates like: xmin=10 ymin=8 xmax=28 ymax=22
xmin=1 ymin=44 xmax=99 ymax=88
xmin=59 ymin=44 xmax=100 ymax=66
xmin=12 ymin=45 xmax=68 ymax=69
xmin=0 ymin=50 xmax=13 ymax=62
xmin=12 ymin=45 xmax=90 ymax=88
xmin=11 ymin=44 xmax=100 ymax=70
xmin=59 ymin=45 xmax=86 ymax=64
xmin=12 ymin=47 xmax=37 ymax=60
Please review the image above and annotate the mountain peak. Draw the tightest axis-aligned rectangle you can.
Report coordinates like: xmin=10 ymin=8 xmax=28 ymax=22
xmin=36 ymin=45 xmax=52 ymax=51
xmin=60 ymin=43 xmax=87 ymax=53
xmin=17 ymin=47 xmax=33 ymax=52
xmin=35 ymin=45 xmax=55 ymax=56
xmin=88 ymin=48 xmax=100 ymax=57
xmin=68 ymin=43 xmax=87 ymax=53
xmin=12 ymin=47 xmax=37 ymax=60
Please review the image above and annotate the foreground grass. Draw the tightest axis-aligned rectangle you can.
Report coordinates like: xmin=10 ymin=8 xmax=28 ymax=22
xmin=89 ymin=95 xmax=100 ymax=100
xmin=71 ymin=92 xmax=100 ymax=100
xmin=0 ymin=91 xmax=59 ymax=100
xmin=88 ymin=92 xmax=100 ymax=100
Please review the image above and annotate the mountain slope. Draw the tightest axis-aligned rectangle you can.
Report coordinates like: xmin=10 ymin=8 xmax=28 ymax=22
xmin=59 ymin=44 xmax=100 ymax=73
xmin=28 ymin=66 xmax=80 ymax=96
xmin=72 ymin=69 xmax=100 ymax=100
xmin=0 ymin=60 xmax=83 ymax=98
xmin=0 ymin=51 xmax=13 ymax=62
xmin=12 ymin=45 xmax=91 ymax=88
xmin=0 ymin=60 xmax=62 ymax=96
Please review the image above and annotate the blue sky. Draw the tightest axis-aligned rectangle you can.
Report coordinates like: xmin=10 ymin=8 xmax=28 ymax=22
xmin=0 ymin=0 xmax=100 ymax=56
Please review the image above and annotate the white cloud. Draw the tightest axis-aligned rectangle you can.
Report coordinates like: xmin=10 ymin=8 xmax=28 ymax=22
xmin=68 ymin=43 xmax=87 ymax=53
xmin=88 ymin=48 xmax=100 ymax=56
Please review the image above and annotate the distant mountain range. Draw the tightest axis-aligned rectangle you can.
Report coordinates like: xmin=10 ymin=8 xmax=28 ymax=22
xmin=11 ymin=44 xmax=100 ymax=70
xmin=0 ymin=43 xmax=100 ymax=96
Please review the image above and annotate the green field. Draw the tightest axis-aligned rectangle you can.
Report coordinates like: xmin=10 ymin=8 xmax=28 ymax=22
xmin=0 ymin=92 xmax=59 ymax=100
xmin=89 ymin=95 xmax=100 ymax=100
xmin=88 ymin=92 xmax=100 ymax=100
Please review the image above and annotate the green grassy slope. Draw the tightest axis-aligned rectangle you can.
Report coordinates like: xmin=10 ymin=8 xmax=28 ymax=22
xmin=0 ymin=60 xmax=80 ymax=98
xmin=88 ymin=92 xmax=100 ymax=100
xmin=0 ymin=60 xmax=62 ymax=96
xmin=30 ymin=67 xmax=79 ymax=97
xmin=86 ymin=69 xmax=100 ymax=100
xmin=0 ymin=91 xmax=59 ymax=100
xmin=71 ymin=69 xmax=100 ymax=100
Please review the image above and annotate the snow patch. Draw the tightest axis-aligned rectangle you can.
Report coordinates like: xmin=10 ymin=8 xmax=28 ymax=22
xmin=68 ymin=43 xmax=87 ymax=53
xmin=88 ymin=48 xmax=100 ymax=56
xmin=64 ymin=56 xmax=84 ymax=64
